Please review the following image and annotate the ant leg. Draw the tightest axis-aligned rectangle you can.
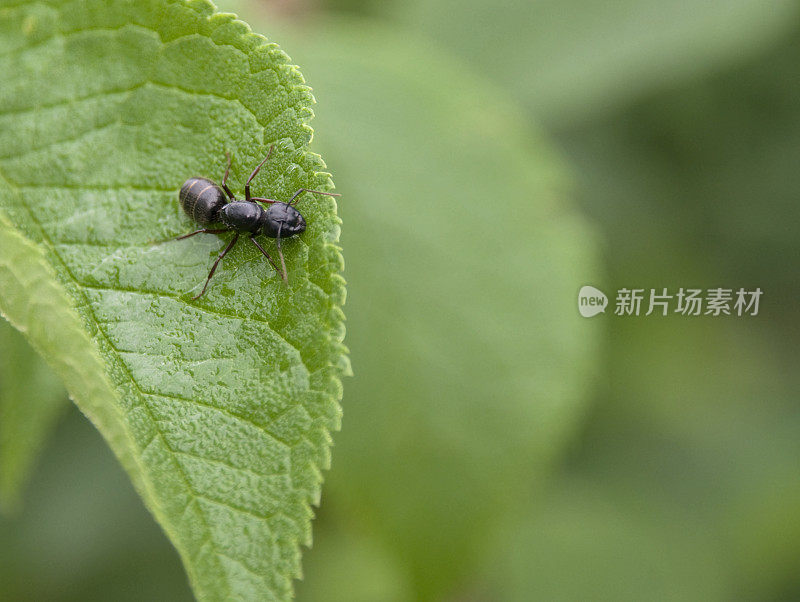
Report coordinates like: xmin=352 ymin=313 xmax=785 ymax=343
xmin=221 ymin=152 xmax=235 ymax=201
xmin=288 ymin=188 xmax=341 ymax=206
xmin=249 ymin=235 xmax=283 ymax=280
xmin=245 ymin=144 xmax=274 ymax=201
xmin=192 ymin=233 xmax=239 ymax=300
xmin=249 ymin=197 xmax=277 ymax=204
xmin=175 ymin=228 xmax=228 ymax=241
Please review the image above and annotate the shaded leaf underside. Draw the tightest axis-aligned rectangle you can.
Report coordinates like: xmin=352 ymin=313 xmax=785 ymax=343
xmin=0 ymin=0 xmax=346 ymax=599
xmin=0 ymin=319 xmax=66 ymax=513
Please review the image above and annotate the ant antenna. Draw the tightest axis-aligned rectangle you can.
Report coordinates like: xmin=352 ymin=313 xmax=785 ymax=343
xmin=288 ymin=188 xmax=341 ymax=206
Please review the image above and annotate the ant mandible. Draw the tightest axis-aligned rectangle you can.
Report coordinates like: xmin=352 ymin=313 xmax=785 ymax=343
xmin=176 ymin=146 xmax=340 ymax=299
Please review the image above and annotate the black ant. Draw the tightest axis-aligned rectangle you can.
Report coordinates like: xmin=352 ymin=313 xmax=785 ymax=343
xmin=176 ymin=146 xmax=340 ymax=299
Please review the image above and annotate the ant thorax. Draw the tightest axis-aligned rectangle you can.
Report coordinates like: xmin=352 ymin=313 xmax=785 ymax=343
xmin=219 ymin=201 xmax=264 ymax=233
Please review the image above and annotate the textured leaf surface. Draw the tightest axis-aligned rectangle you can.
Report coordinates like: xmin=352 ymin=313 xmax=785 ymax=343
xmin=0 ymin=1 xmax=346 ymax=599
xmin=391 ymin=0 xmax=799 ymax=125
xmin=0 ymin=319 xmax=66 ymax=513
xmin=272 ymin=17 xmax=601 ymax=599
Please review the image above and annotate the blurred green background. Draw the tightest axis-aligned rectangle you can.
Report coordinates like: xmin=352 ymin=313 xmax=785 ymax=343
xmin=2 ymin=0 xmax=799 ymax=600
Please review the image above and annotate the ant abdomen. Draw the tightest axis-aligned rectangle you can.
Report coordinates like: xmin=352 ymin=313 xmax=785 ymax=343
xmin=179 ymin=177 xmax=226 ymax=225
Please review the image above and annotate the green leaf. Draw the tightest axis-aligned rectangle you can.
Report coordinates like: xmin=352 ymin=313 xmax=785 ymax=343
xmin=268 ymin=16 xmax=601 ymax=599
xmin=0 ymin=319 xmax=67 ymax=513
xmin=389 ymin=0 xmax=799 ymax=125
xmin=0 ymin=1 xmax=346 ymax=600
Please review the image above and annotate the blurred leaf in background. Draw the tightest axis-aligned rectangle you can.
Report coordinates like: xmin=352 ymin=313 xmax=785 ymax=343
xmin=382 ymin=0 xmax=800 ymax=127
xmin=544 ymin=24 xmax=800 ymax=599
xmin=0 ymin=406 xmax=193 ymax=601
xmin=272 ymin=1 xmax=800 ymax=600
xmin=0 ymin=320 xmax=66 ymax=513
xmin=271 ymin=16 xmax=602 ymax=601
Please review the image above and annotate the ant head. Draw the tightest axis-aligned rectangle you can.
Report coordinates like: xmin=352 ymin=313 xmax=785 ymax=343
xmin=262 ymin=202 xmax=306 ymax=238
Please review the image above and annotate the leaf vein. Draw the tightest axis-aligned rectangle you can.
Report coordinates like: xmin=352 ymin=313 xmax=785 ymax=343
xmin=0 ymin=85 xmax=144 ymax=119
xmin=141 ymin=391 xmax=294 ymax=450
xmin=196 ymin=493 xmax=278 ymax=523
xmin=174 ymin=449 xmax=283 ymax=481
